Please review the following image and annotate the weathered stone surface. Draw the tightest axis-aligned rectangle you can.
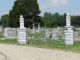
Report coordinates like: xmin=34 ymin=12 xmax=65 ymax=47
xmin=4 ymin=27 xmax=17 ymax=38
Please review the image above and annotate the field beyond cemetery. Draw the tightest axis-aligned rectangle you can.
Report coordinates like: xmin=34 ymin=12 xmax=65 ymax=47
xmin=0 ymin=44 xmax=80 ymax=60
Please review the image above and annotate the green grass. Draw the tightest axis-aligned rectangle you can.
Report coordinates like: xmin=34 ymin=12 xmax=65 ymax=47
xmin=0 ymin=32 xmax=80 ymax=53
xmin=0 ymin=38 xmax=80 ymax=52
xmin=0 ymin=33 xmax=4 ymax=38
xmin=0 ymin=38 xmax=17 ymax=44
xmin=28 ymin=32 xmax=45 ymax=38
xmin=28 ymin=38 xmax=80 ymax=53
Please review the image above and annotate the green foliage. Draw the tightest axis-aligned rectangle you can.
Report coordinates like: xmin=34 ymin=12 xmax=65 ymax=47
xmin=42 ymin=12 xmax=66 ymax=28
xmin=0 ymin=14 xmax=9 ymax=28
xmin=71 ymin=16 xmax=80 ymax=26
xmin=42 ymin=12 xmax=80 ymax=27
xmin=9 ymin=0 xmax=40 ymax=28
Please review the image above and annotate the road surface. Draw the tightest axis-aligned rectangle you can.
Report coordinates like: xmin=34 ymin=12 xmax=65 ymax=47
xmin=0 ymin=44 xmax=80 ymax=60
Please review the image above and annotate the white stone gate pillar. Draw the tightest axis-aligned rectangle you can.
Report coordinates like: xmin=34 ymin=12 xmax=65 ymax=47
xmin=17 ymin=15 xmax=27 ymax=44
xmin=64 ymin=13 xmax=73 ymax=45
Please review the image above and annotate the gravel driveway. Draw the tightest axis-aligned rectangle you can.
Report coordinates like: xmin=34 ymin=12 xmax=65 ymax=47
xmin=0 ymin=44 xmax=80 ymax=60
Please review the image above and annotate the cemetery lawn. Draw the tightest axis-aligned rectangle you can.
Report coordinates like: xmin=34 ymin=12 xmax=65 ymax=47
xmin=0 ymin=39 xmax=17 ymax=45
xmin=0 ymin=38 xmax=80 ymax=53
xmin=28 ymin=38 xmax=80 ymax=53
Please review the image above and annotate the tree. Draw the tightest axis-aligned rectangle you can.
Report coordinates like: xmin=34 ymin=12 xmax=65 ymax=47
xmin=9 ymin=0 xmax=40 ymax=28
xmin=42 ymin=12 xmax=66 ymax=27
xmin=71 ymin=15 xmax=80 ymax=27
xmin=0 ymin=14 xmax=9 ymax=28
xmin=42 ymin=12 xmax=52 ymax=27
xmin=42 ymin=12 xmax=80 ymax=28
xmin=52 ymin=13 xmax=60 ymax=27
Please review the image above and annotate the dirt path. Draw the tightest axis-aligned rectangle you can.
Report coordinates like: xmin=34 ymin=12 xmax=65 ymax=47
xmin=0 ymin=52 xmax=7 ymax=60
xmin=0 ymin=54 xmax=5 ymax=60
xmin=0 ymin=44 xmax=80 ymax=60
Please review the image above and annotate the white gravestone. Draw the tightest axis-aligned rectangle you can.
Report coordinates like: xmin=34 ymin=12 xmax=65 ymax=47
xmin=64 ymin=13 xmax=73 ymax=45
xmin=36 ymin=24 xmax=41 ymax=33
xmin=31 ymin=23 xmax=36 ymax=33
xmin=45 ymin=29 xmax=51 ymax=38
xmin=52 ymin=28 xmax=59 ymax=40
xmin=74 ymin=31 xmax=79 ymax=42
xmin=17 ymin=15 xmax=27 ymax=44
xmin=4 ymin=27 xmax=17 ymax=38
xmin=52 ymin=27 xmax=64 ymax=40
xmin=0 ymin=26 xmax=3 ymax=33
xmin=37 ymin=24 xmax=41 ymax=32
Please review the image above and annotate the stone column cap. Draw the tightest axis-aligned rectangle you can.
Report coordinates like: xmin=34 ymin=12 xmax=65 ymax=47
xmin=20 ymin=15 xmax=23 ymax=18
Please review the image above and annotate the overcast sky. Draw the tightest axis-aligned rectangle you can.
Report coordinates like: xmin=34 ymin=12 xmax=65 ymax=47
xmin=0 ymin=0 xmax=80 ymax=17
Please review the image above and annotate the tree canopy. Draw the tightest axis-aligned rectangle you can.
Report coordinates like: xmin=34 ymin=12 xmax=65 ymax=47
xmin=0 ymin=14 xmax=9 ymax=28
xmin=9 ymin=0 xmax=40 ymax=28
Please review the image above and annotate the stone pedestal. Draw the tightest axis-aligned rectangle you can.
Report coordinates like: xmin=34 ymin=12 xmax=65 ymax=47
xmin=65 ymin=26 xmax=73 ymax=45
xmin=17 ymin=15 xmax=27 ymax=44
xmin=17 ymin=28 xmax=27 ymax=44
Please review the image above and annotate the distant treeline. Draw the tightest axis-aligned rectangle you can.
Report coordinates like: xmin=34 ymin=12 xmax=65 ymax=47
xmin=42 ymin=12 xmax=80 ymax=28
xmin=0 ymin=12 xmax=80 ymax=28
